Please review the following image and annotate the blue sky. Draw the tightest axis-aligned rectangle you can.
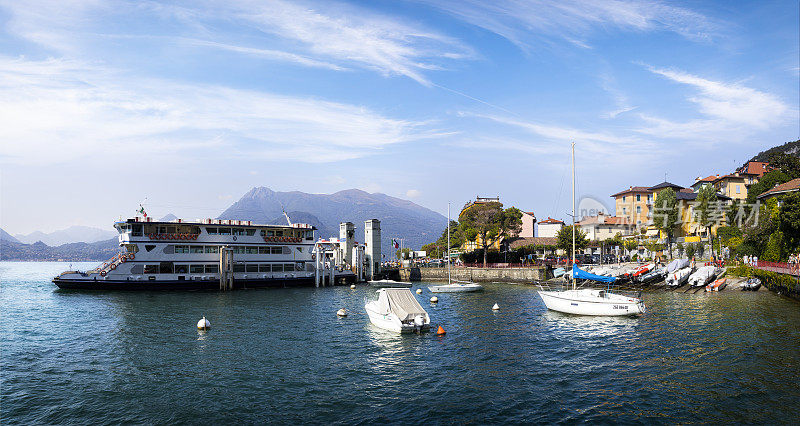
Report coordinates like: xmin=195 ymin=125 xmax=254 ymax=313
xmin=1 ymin=0 xmax=797 ymax=236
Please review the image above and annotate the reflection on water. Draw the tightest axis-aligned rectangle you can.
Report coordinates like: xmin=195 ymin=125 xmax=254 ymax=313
xmin=2 ymin=262 xmax=799 ymax=424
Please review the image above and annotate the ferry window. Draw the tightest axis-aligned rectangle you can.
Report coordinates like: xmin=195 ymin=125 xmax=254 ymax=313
xmin=271 ymin=246 xmax=282 ymax=254
xmin=191 ymin=226 xmax=200 ymax=234
xmin=275 ymin=230 xmax=284 ymax=237
xmin=246 ymin=229 xmax=256 ymax=236
xmin=205 ymin=264 xmax=219 ymax=273
xmin=190 ymin=246 xmax=204 ymax=254
xmin=160 ymin=262 xmax=174 ymax=274
xmin=233 ymin=264 xmax=245 ymax=273
xmin=158 ymin=226 xmax=168 ymax=234
xmin=207 ymin=228 xmax=218 ymax=235
xmin=246 ymin=264 xmax=259 ymax=273
xmin=219 ymin=228 xmax=231 ymax=235
xmin=233 ymin=246 xmax=245 ymax=254
xmin=175 ymin=265 xmax=188 ymax=274
xmin=145 ymin=245 xmax=156 ymax=252
xmin=246 ymin=246 xmax=258 ymax=254
xmin=260 ymin=230 xmax=266 ymax=236
xmin=267 ymin=230 xmax=275 ymax=236
xmin=272 ymin=264 xmax=283 ymax=272
xmin=258 ymin=247 xmax=269 ymax=254
xmin=132 ymin=225 xmax=142 ymax=236
xmin=126 ymin=244 xmax=139 ymax=253
xmin=167 ymin=226 xmax=176 ymax=234
xmin=205 ymin=246 xmax=219 ymax=254
xmin=233 ymin=229 xmax=244 ymax=236
xmin=190 ymin=265 xmax=204 ymax=274
xmin=259 ymin=264 xmax=270 ymax=272
xmin=296 ymin=262 xmax=304 ymax=270
xmin=175 ymin=245 xmax=189 ymax=254
xmin=144 ymin=265 xmax=159 ymax=274
xmin=284 ymin=263 xmax=294 ymax=271
xmin=296 ymin=247 xmax=303 ymax=253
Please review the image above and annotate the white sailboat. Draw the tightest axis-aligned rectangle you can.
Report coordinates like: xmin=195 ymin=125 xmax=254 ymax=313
xmin=428 ymin=203 xmax=483 ymax=293
xmin=537 ymin=143 xmax=646 ymax=316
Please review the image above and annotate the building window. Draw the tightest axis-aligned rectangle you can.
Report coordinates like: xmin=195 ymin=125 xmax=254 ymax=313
xmin=636 ymin=206 xmax=641 ymax=214
xmin=623 ymin=207 xmax=627 ymax=215
xmin=647 ymin=195 xmax=652 ymax=202
xmin=636 ymin=194 xmax=641 ymax=202
xmin=622 ymin=196 xmax=626 ymax=202
xmin=736 ymin=185 xmax=741 ymax=194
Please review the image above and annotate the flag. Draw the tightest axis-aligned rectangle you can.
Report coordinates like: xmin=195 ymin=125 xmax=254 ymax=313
xmin=138 ymin=204 xmax=147 ymax=218
xmin=392 ymin=239 xmax=399 ymax=249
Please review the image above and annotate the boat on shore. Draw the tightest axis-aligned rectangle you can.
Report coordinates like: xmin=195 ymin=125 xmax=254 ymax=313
xmin=688 ymin=266 xmax=717 ymax=287
xmin=706 ymin=278 xmax=727 ymax=292
xmin=637 ymin=266 xmax=667 ymax=284
xmin=365 ymin=288 xmax=430 ymax=333
xmin=666 ymin=266 xmax=693 ymax=287
xmin=740 ymin=278 xmax=762 ymax=291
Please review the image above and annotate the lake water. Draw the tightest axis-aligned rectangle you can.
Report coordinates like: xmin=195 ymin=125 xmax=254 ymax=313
xmin=2 ymin=261 xmax=799 ymax=424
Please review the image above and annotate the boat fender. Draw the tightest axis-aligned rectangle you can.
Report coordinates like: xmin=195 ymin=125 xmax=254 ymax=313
xmin=197 ymin=316 xmax=210 ymax=330
xmin=416 ymin=288 xmax=422 ymax=294
xmin=100 ymin=270 xmax=107 ymax=277
xmin=492 ymin=303 xmax=500 ymax=311
xmin=336 ymin=308 xmax=348 ymax=317
xmin=350 ymin=284 xmax=356 ymax=289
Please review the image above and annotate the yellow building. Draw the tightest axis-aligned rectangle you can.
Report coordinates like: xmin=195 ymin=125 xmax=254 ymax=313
xmin=459 ymin=196 xmax=504 ymax=252
xmin=712 ymin=174 xmax=748 ymax=200
xmin=610 ymin=186 xmax=653 ymax=228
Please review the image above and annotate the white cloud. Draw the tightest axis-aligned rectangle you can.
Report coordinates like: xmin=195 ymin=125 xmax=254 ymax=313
xmin=419 ymin=0 xmax=718 ymax=49
xmin=0 ymin=0 xmax=474 ymax=85
xmin=405 ymin=189 xmax=421 ymax=198
xmin=0 ymin=57 xmax=433 ymax=165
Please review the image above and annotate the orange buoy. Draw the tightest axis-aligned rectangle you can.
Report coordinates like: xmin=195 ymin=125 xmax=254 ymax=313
xmin=436 ymin=326 xmax=446 ymax=336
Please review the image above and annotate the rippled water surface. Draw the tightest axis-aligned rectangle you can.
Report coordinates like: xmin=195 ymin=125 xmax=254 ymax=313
xmin=2 ymin=262 xmax=799 ymax=424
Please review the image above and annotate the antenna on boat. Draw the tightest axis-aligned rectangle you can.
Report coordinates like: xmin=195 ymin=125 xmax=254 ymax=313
xmin=281 ymin=204 xmax=293 ymax=226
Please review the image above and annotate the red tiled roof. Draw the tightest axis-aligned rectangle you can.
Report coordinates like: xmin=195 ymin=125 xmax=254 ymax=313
xmin=538 ymin=217 xmax=564 ymax=224
xmin=740 ymin=161 xmax=770 ymax=177
xmin=611 ymin=186 xmax=652 ymax=197
xmin=680 ymin=188 xmax=694 ymax=193
xmin=757 ymin=178 xmax=800 ymax=199
xmin=523 ymin=211 xmax=536 ymax=216
xmin=576 ymin=215 xmax=631 ymax=226
xmin=695 ymin=175 xmax=718 ymax=183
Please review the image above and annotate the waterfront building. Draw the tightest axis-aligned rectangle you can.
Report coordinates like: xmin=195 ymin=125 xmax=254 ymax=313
xmin=737 ymin=160 xmax=771 ymax=186
xmin=610 ymin=186 xmax=653 ymax=228
xmin=519 ymin=211 xmax=537 ymax=238
xmin=756 ymin=178 xmax=800 ymax=201
xmin=711 ymin=173 xmax=748 ymax=200
xmin=537 ymin=217 xmax=564 ymax=238
xmin=508 ymin=237 xmax=558 ymax=258
xmin=576 ymin=213 xmax=634 ymax=241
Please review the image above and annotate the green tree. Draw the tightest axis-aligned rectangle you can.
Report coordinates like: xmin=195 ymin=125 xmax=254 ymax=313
xmin=555 ymin=225 xmax=588 ymax=260
xmin=695 ymin=184 xmax=719 ymax=258
xmin=459 ymin=202 xmax=522 ymax=267
xmin=685 ymin=242 xmax=696 ymax=259
xmin=395 ymin=247 xmax=411 ymax=260
xmin=763 ymin=230 xmax=784 ymax=261
xmin=421 ymin=220 xmax=463 ymax=259
xmin=779 ymin=192 xmax=800 ymax=255
xmin=747 ymin=170 xmax=789 ymax=204
xmin=676 ymin=242 xmax=684 ymax=257
xmin=726 ymin=199 xmax=740 ymax=225
xmin=654 ymin=187 xmax=679 ymax=259
xmin=768 ymin=152 xmax=800 ymax=180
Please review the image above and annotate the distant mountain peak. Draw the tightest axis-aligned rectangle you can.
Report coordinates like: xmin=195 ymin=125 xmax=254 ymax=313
xmin=159 ymin=213 xmax=178 ymax=222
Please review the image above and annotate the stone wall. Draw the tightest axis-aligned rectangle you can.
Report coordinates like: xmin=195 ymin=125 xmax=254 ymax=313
xmin=416 ymin=267 xmax=548 ymax=283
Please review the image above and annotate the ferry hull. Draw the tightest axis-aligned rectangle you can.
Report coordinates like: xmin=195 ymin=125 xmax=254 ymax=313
xmin=53 ymin=277 xmax=314 ymax=291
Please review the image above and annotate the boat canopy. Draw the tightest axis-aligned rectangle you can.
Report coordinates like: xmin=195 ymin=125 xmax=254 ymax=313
xmin=572 ymin=264 xmax=617 ymax=283
xmin=377 ymin=288 xmax=428 ymax=321
xmin=667 ymin=259 xmax=689 ymax=273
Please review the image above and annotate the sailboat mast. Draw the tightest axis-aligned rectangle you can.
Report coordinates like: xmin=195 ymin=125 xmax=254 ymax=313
xmin=572 ymin=142 xmax=576 ymax=290
xmin=447 ymin=203 xmax=451 ymax=284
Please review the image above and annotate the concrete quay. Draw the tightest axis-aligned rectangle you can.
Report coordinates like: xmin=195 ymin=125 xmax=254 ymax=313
xmin=396 ymin=266 xmax=548 ymax=283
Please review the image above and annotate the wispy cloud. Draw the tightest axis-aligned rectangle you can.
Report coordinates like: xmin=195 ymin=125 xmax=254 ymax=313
xmin=0 ymin=0 xmax=475 ymax=85
xmin=0 ymin=57 xmax=434 ymax=165
xmin=636 ymin=65 xmax=792 ymax=138
xmin=419 ymin=0 xmax=718 ymax=49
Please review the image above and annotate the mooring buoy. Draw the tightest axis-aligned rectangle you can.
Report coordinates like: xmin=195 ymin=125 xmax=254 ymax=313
xmin=336 ymin=308 xmax=348 ymax=317
xmin=416 ymin=288 xmax=422 ymax=294
xmin=436 ymin=325 xmax=446 ymax=336
xmin=197 ymin=316 xmax=210 ymax=330
xmin=430 ymin=296 xmax=438 ymax=303
xmin=350 ymin=284 xmax=356 ymax=289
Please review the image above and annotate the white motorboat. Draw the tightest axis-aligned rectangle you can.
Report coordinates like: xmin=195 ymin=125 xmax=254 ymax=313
xmin=538 ymin=287 xmax=646 ymax=316
xmin=666 ymin=266 xmax=693 ymax=287
xmin=536 ymin=143 xmax=645 ymax=317
xmin=365 ymin=288 xmax=430 ymax=333
xmin=740 ymin=278 xmax=761 ymax=291
xmin=428 ymin=203 xmax=483 ymax=293
xmin=688 ymin=265 xmax=717 ymax=287
xmin=368 ymin=279 xmax=413 ymax=288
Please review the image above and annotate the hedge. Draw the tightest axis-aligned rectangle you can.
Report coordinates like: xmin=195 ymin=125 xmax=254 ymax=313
xmin=726 ymin=265 xmax=800 ymax=295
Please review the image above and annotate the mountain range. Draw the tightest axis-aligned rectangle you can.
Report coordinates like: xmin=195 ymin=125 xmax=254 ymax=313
xmin=14 ymin=225 xmax=117 ymax=246
xmin=219 ymin=187 xmax=447 ymax=256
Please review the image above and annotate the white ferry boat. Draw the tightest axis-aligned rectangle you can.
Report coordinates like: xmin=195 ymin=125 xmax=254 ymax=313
xmin=53 ymin=217 xmax=319 ymax=290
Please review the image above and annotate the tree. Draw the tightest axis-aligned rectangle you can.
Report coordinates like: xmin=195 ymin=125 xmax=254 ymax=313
xmin=685 ymin=243 xmax=696 ymax=259
xmin=779 ymin=192 xmax=800 ymax=255
xmin=768 ymin=152 xmax=800 ymax=180
xmin=459 ymin=202 xmax=522 ymax=267
xmin=421 ymin=220 xmax=463 ymax=259
xmin=676 ymin=242 xmax=684 ymax=257
xmin=763 ymin=230 xmax=784 ymax=261
xmin=695 ymin=184 xmax=719 ymax=258
xmin=395 ymin=247 xmax=411 ymax=260
xmin=747 ymin=170 xmax=789 ymax=204
xmin=555 ymin=225 xmax=588 ymax=260
xmin=654 ymin=187 xmax=679 ymax=259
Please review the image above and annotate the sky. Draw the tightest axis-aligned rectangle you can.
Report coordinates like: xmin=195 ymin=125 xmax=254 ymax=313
xmin=0 ymin=0 xmax=798 ymax=236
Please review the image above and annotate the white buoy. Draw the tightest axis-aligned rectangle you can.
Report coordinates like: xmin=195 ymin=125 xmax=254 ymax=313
xmin=430 ymin=296 xmax=438 ymax=303
xmin=492 ymin=303 xmax=500 ymax=311
xmin=336 ymin=308 xmax=348 ymax=317
xmin=350 ymin=284 xmax=356 ymax=289
xmin=416 ymin=288 xmax=423 ymax=294
xmin=197 ymin=316 xmax=210 ymax=330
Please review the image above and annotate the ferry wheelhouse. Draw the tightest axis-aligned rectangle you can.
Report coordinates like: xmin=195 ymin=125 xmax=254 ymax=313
xmin=53 ymin=217 xmax=317 ymax=290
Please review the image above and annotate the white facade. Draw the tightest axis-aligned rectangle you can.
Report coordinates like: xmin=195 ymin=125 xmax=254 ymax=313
xmin=537 ymin=219 xmax=564 ymax=238
xmin=339 ymin=222 xmax=354 ymax=267
xmin=364 ymin=219 xmax=381 ymax=280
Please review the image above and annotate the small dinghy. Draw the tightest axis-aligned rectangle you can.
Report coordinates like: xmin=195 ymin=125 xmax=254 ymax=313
xmin=706 ymin=278 xmax=727 ymax=292
xmin=365 ymin=288 xmax=430 ymax=333
xmin=630 ymin=263 xmax=655 ymax=280
xmin=666 ymin=266 xmax=692 ymax=287
xmin=637 ymin=266 xmax=667 ymax=284
xmin=368 ymin=279 xmax=413 ymax=288
xmin=740 ymin=278 xmax=761 ymax=291
xmin=688 ymin=266 xmax=717 ymax=287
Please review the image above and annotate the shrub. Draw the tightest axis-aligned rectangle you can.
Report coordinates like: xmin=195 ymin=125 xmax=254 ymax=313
xmin=726 ymin=265 xmax=800 ymax=295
